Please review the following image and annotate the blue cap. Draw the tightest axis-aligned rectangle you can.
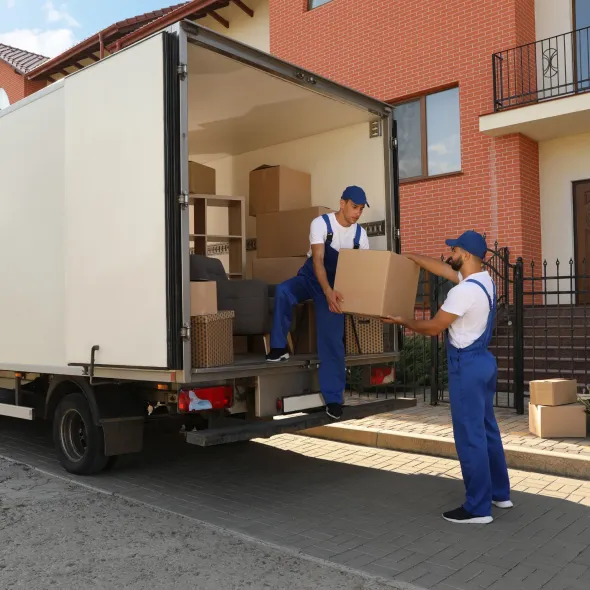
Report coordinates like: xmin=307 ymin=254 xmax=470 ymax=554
xmin=445 ymin=230 xmax=487 ymax=259
xmin=342 ymin=185 xmax=370 ymax=207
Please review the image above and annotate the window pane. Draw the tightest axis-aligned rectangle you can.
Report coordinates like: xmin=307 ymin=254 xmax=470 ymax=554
xmin=426 ymin=88 xmax=461 ymax=176
xmin=575 ymin=0 xmax=590 ymax=89
xmin=309 ymin=0 xmax=332 ymax=8
xmin=395 ymin=100 xmax=422 ymax=179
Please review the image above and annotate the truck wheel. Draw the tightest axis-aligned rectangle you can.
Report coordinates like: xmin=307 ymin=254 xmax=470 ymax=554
xmin=53 ymin=392 xmax=109 ymax=475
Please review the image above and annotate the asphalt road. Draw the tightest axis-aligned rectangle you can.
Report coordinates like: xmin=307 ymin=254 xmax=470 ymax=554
xmin=0 ymin=458 xmax=408 ymax=590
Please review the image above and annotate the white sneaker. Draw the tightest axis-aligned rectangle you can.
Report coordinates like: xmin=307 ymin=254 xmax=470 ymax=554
xmin=492 ymin=500 xmax=514 ymax=509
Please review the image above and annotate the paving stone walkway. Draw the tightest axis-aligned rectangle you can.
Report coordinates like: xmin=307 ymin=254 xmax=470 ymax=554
xmin=344 ymin=396 xmax=590 ymax=457
xmin=0 ymin=417 xmax=589 ymax=589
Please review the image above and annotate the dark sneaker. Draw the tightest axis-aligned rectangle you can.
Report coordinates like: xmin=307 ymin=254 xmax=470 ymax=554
xmin=265 ymin=348 xmax=290 ymax=362
xmin=442 ymin=506 xmax=493 ymax=524
xmin=492 ymin=500 xmax=514 ymax=509
xmin=325 ymin=403 xmax=343 ymax=420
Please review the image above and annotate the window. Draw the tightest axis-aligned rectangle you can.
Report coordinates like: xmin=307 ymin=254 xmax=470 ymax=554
xmin=574 ymin=0 xmax=590 ymax=89
xmin=394 ymin=87 xmax=461 ymax=181
xmin=0 ymin=88 xmax=10 ymax=110
xmin=308 ymin=0 xmax=332 ymax=9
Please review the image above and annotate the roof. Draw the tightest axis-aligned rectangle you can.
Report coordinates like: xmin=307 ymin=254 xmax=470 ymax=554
xmin=0 ymin=43 xmax=48 ymax=75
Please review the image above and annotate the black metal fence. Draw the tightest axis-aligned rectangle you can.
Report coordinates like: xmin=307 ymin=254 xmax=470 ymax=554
xmin=493 ymin=25 xmax=590 ymax=111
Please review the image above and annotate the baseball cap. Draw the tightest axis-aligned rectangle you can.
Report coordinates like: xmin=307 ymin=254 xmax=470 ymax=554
xmin=342 ymin=185 xmax=370 ymax=207
xmin=445 ymin=230 xmax=488 ymax=259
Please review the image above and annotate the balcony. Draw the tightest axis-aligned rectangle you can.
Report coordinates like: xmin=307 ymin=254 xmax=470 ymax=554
xmin=480 ymin=26 xmax=590 ymax=141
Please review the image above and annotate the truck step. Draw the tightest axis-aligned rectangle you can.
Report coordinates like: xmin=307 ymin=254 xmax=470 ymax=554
xmin=185 ymin=397 xmax=417 ymax=447
xmin=0 ymin=402 xmax=34 ymax=420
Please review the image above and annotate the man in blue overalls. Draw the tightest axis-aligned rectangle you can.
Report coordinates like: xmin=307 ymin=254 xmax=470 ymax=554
xmin=384 ymin=231 xmax=511 ymax=524
xmin=266 ymin=186 xmax=370 ymax=420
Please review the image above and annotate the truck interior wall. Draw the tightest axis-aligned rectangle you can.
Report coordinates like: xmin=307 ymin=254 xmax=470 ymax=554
xmin=0 ymin=86 xmax=68 ymax=368
xmin=191 ymin=123 xmax=388 ymax=277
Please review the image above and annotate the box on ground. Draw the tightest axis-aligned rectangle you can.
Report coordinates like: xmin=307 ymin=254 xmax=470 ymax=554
xmin=529 ymin=402 xmax=586 ymax=438
xmin=334 ymin=250 xmax=420 ymax=318
xmin=189 ymin=161 xmax=216 ymax=194
xmin=252 ymin=256 xmax=307 ymax=284
xmin=191 ymin=310 xmax=234 ymax=368
xmin=530 ymin=378 xmax=577 ymax=406
xmin=345 ymin=315 xmax=384 ymax=355
xmin=256 ymin=206 xmax=332 ymax=259
xmin=190 ymin=281 xmax=217 ymax=316
xmin=249 ymin=165 xmax=311 ymax=217
xmin=292 ymin=300 xmax=317 ymax=354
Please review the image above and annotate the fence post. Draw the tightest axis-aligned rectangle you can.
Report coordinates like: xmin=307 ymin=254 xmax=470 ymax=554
xmin=430 ymin=272 xmax=439 ymax=406
xmin=513 ymin=257 xmax=525 ymax=414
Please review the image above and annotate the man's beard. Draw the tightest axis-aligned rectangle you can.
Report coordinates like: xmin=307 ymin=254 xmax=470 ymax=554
xmin=449 ymin=257 xmax=463 ymax=271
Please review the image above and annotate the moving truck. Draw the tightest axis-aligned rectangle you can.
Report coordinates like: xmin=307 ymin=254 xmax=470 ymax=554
xmin=0 ymin=21 xmax=413 ymax=475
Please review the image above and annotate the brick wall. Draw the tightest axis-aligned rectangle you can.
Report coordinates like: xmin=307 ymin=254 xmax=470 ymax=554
xmin=0 ymin=60 xmax=46 ymax=105
xmin=269 ymin=0 xmax=541 ymax=263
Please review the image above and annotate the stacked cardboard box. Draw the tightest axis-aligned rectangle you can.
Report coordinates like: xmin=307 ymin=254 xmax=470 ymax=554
xmin=528 ymin=379 xmax=586 ymax=438
xmin=250 ymin=165 xmax=320 ymax=282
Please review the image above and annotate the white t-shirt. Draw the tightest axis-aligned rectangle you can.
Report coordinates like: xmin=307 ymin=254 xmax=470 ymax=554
xmin=307 ymin=213 xmax=369 ymax=256
xmin=441 ymin=270 xmax=495 ymax=349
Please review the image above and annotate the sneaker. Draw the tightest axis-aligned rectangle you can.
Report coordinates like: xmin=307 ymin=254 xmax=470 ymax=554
xmin=492 ymin=500 xmax=514 ymax=509
xmin=265 ymin=348 xmax=290 ymax=362
xmin=442 ymin=506 xmax=493 ymax=524
xmin=325 ymin=403 xmax=343 ymax=420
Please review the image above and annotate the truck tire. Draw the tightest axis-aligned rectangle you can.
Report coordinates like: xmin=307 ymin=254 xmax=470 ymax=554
xmin=53 ymin=392 xmax=109 ymax=475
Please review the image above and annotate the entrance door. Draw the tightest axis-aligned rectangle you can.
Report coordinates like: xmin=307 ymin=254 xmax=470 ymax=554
xmin=574 ymin=180 xmax=590 ymax=303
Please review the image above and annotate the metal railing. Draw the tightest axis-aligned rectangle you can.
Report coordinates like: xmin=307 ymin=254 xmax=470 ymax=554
xmin=493 ymin=25 xmax=590 ymax=111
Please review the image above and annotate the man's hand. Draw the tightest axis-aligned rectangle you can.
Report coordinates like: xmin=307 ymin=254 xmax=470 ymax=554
xmin=325 ymin=288 xmax=344 ymax=314
xmin=382 ymin=315 xmax=406 ymax=326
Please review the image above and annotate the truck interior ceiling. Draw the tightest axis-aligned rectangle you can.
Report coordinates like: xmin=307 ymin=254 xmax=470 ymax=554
xmin=186 ymin=40 xmax=390 ymax=374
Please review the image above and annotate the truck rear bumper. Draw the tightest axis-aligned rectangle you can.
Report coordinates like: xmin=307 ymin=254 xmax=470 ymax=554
xmin=184 ymin=397 xmax=416 ymax=447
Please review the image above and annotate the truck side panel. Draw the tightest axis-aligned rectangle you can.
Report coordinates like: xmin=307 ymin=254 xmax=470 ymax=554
xmin=63 ymin=34 xmax=169 ymax=369
xmin=0 ymin=86 xmax=68 ymax=368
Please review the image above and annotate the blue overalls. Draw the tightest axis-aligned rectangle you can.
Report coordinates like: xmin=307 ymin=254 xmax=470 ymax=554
xmin=446 ymin=278 xmax=511 ymax=517
xmin=270 ymin=214 xmax=361 ymax=404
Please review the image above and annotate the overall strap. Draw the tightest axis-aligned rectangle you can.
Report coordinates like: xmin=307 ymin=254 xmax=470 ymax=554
xmin=322 ymin=213 xmax=333 ymax=245
xmin=465 ymin=278 xmax=494 ymax=311
xmin=353 ymin=223 xmax=361 ymax=249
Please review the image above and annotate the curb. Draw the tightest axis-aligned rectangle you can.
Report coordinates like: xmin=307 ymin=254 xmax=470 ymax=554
xmin=301 ymin=424 xmax=590 ymax=480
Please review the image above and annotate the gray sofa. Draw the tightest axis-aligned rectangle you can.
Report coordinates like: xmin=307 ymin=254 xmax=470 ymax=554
xmin=189 ymin=255 xmax=273 ymax=336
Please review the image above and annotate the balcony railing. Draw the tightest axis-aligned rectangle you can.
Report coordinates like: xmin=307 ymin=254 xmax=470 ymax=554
xmin=493 ymin=25 xmax=590 ymax=111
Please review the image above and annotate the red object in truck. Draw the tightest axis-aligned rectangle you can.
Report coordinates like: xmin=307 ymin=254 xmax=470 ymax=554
xmin=370 ymin=366 xmax=395 ymax=385
xmin=178 ymin=386 xmax=233 ymax=412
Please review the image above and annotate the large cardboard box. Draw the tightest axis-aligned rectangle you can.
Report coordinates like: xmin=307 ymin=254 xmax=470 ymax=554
xmin=530 ymin=379 xmax=577 ymax=406
xmin=252 ymin=256 xmax=307 ymax=284
xmin=256 ymin=206 xmax=332 ymax=259
xmin=529 ymin=402 xmax=586 ymax=438
xmin=191 ymin=310 xmax=234 ymax=368
xmin=334 ymin=250 xmax=420 ymax=318
xmin=189 ymin=161 xmax=216 ymax=194
xmin=249 ymin=165 xmax=311 ymax=217
xmin=190 ymin=281 xmax=217 ymax=316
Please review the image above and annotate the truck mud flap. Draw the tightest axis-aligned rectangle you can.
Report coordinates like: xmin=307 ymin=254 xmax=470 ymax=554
xmin=184 ymin=397 xmax=416 ymax=447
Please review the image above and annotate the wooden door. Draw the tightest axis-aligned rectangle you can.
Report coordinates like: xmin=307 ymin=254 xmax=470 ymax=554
xmin=574 ymin=180 xmax=590 ymax=303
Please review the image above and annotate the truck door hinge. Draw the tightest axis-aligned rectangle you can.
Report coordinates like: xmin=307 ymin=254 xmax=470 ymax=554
xmin=369 ymin=120 xmax=382 ymax=138
xmin=391 ymin=137 xmax=398 ymax=150
xmin=178 ymin=191 xmax=189 ymax=208
xmin=180 ymin=323 xmax=191 ymax=341
xmin=177 ymin=63 xmax=187 ymax=80
xmin=394 ymin=227 xmax=401 ymax=240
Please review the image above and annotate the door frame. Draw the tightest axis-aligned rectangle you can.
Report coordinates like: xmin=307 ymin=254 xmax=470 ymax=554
xmin=572 ymin=178 xmax=590 ymax=303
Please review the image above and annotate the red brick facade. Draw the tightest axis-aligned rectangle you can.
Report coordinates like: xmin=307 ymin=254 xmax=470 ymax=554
xmin=269 ymin=0 xmax=541 ymax=263
xmin=0 ymin=60 xmax=46 ymax=105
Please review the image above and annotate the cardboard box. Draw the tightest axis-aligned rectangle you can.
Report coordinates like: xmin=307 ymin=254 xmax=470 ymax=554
xmin=190 ymin=281 xmax=217 ymax=316
xmin=345 ymin=315 xmax=384 ymax=355
xmin=530 ymin=379 xmax=578 ymax=406
xmin=191 ymin=310 xmax=234 ymax=368
xmin=252 ymin=256 xmax=307 ymax=284
xmin=249 ymin=165 xmax=312 ymax=217
xmin=334 ymin=250 xmax=420 ymax=318
xmin=256 ymin=206 xmax=332 ymax=259
xmin=529 ymin=402 xmax=586 ymax=438
xmin=233 ymin=335 xmax=248 ymax=355
xmin=292 ymin=301 xmax=317 ymax=355
xmin=189 ymin=161 xmax=216 ymax=194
